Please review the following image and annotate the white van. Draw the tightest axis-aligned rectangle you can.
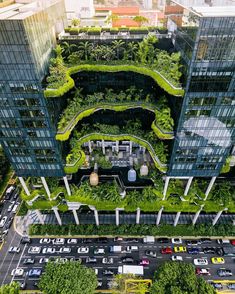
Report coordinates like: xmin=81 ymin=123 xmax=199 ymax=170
xmin=143 ymin=236 xmax=155 ymax=244
xmin=217 ymin=239 xmax=230 ymax=245
xmin=12 ymin=204 xmax=19 ymax=214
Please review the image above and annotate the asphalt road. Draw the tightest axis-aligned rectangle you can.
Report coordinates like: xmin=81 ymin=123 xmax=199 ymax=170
xmin=1 ymin=237 xmax=234 ymax=291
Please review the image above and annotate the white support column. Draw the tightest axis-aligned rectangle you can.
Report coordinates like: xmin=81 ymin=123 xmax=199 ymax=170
xmin=94 ymin=209 xmax=99 ymax=226
xmin=129 ymin=141 xmax=132 ymax=155
xmin=35 ymin=209 xmax=44 ymax=225
xmin=156 ymin=206 xmax=164 ymax=226
xmin=163 ymin=177 xmax=170 ymax=200
xmin=205 ymin=176 xmax=216 ymax=200
xmin=41 ymin=177 xmax=51 ymax=198
xmin=52 ymin=207 xmax=62 ymax=226
xmin=115 ymin=208 xmax=119 ymax=226
xmin=192 ymin=205 xmax=204 ymax=226
xmin=19 ymin=177 xmax=30 ymax=196
xmin=212 ymin=209 xmax=226 ymax=226
xmin=88 ymin=140 xmax=92 ymax=153
xmin=72 ymin=209 xmax=79 ymax=225
xmin=173 ymin=211 xmax=181 ymax=227
xmin=63 ymin=176 xmax=71 ymax=196
xmin=184 ymin=177 xmax=193 ymax=196
xmin=136 ymin=208 xmax=140 ymax=224
xmin=102 ymin=140 xmax=105 ymax=155
xmin=116 ymin=141 xmax=119 ymax=153
xmin=142 ymin=147 xmax=146 ymax=154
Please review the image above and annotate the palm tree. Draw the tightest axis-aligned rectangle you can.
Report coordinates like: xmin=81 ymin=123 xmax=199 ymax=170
xmin=78 ymin=41 xmax=93 ymax=61
xmin=105 ymin=13 xmax=119 ymax=26
xmin=126 ymin=42 xmax=139 ymax=61
xmin=61 ymin=42 xmax=78 ymax=59
xmin=112 ymin=40 xmax=125 ymax=59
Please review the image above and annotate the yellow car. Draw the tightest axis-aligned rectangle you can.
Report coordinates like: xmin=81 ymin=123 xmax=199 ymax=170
xmin=211 ymin=257 xmax=225 ymax=264
xmin=174 ymin=246 xmax=187 ymax=253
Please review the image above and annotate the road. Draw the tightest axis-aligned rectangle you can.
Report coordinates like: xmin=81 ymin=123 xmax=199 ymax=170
xmin=0 ymin=237 xmax=234 ymax=291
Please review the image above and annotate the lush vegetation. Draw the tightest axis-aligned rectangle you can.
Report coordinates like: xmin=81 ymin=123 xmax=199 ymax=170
xmin=0 ymin=147 xmax=11 ymax=199
xmin=0 ymin=282 xmax=20 ymax=294
xmin=150 ymin=262 xmax=215 ymax=294
xmin=29 ymin=223 xmax=235 ymax=237
xmin=38 ymin=261 xmax=97 ymax=294
xmin=57 ymin=88 xmax=174 ymax=141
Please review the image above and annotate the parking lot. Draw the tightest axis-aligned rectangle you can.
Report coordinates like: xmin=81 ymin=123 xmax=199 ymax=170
xmin=5 ymin=237 xmax=235 ymax=291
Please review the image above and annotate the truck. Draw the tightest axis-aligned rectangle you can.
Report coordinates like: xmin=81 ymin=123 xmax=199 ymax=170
xmin=109 ymin=246 xmax=122 ymax=253
xmin=118 ymin=265 xmax=144 ymax=276
xmin=143 ymin=236 xmax=155 ymax=244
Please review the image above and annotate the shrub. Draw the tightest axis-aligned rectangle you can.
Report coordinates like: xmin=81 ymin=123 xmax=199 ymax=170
xmin=69 ymin=28 xmax=80 ymax=35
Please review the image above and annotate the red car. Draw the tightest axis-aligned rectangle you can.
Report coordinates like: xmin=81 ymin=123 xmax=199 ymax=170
xmin=230 ymin=240 xmax=235 ymax=246
xmin=161 ymin=247 xmax=173 ymax=254
xmin=196 ymin=268 xmax=211 ymax=276
xmin=140 ymin=258 xmax=150 ymax=266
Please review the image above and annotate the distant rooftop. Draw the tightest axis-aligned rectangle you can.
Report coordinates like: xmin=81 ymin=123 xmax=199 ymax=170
xmin=172 ymin=0 xmax=235 ymax=17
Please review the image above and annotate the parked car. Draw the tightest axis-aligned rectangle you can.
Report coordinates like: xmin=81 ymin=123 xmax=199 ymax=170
xmin=123 ymin=238 xmax=138 ymax=243
xmin=171 ymin=238 xmax=182 ymax=244
xmin=42 ymin=247 xmax=56 ymax=254
xmin=20 ymin=281 xmax=26 ymax=290
xmin=227 ymin=284 xmax=235 ymax=290
xmin=94 ymin=248 xmax=105 ymax=254
xmin=211 ymin=283 xmax=223 ymax=290
xmin=39 ymin=258 xmax=49 ymax=264
xmin=97 ymin=280 xmax=103 ymax=287
xmin=77 ymin=247 xmax=89 ymax=254
xmin=216 ymin=247 xmax=225 ymax=256
xmin=171 ymin=256 xmax=183 ymax=261
xmin=217 ymin=239 xmax=230 ymax=245
xmin=200 ymin=238 xmax=212 ymax=244
xmin=82 ymin=238 xmax=93 ymax=244
xmin=97 ymin=237 xmax=108 ymax=243
xmin=0 ymin=216 xmax=7 ymax=228
xmin=52 ymin=238 xmax=65 ymax=245
xmin=103 ymin=269 xmax=114 ymax=276
xmin=145 ymin=250 xmax=157 ymax=258
xmin=28 ymin=246 xmax=41 ymax=254
xmin=28 ymin=268 xmax=42 ymax=278
xmin=187 ymin=247 xmax=199 ymax=254
xmin=67 ymin=238 xmax=77 ymax=244
xmin=186 ymin=240 xmax=200 ymax=246
xmin=217 ymin=268 xmax=232 ymax=277
xmin=114 ymin=237 xmax=123 ymax=242
xmin=196 ymin=268 xmax=211 ymax=276
xmin=23 ymin=258 xmax=35 ymax=265
xmin=12 ymin=204 xmax=19 ymax=214
xmin=11 ymin=268 xmax=24 ymax=277
xmin=211 ymin=257 xmax=225 ymax=264
xmin=5 ymin=217 xmax=13 ymax=229
xmin=157 ymin=238 xmax=169 ymax=243
xmin=230 ymin=240 xmax=235 ymax=246
xmin=55 ymin=257 xmax=68 ymax=263
xmin=122 ymin=257 xmax=134 ymax=264
xmin=39 ymin=238 xmax=51 ymax=244
xmin=194 ymin=258 xmax=208 ymax=266
xmin=140 ymin=258 xmax=150 ymax=265
xmin=21 ymin=236 xmax=31 ymax=244
xmin=7 ymin=202 xmax=15 ymax=212
xmin=174 ymin=246 xmax=187 ymax=253
xmin=161 ymin=247 xmax=173 ymax=254
xmin=102 ymin=257 xmax=113 ymax=264
xmin=59 ymin=247 xmax=71 ymax=254
xmin=86 ymin=257 xmax=97 ymax=264
xmin=9 ymin=246 xmax=20 ymax=253
xmin=203 ymin=247 xmax=216 ymax=254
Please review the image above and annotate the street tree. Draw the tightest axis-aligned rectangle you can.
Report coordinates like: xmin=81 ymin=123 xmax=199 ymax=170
xmin=38 ymin=261 xmax=97 ymax=294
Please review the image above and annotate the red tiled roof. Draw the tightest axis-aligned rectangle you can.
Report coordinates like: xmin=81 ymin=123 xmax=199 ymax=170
xmin=113 ymin=18 xmax=139 ymax=27
xmin=96 ymin=6 xmax=139 ymax=16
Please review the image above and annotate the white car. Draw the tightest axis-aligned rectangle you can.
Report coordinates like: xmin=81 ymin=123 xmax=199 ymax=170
xmin=171 ymin=255 xmax=183 ymax=261
xmin=194 ymin=258 xmax=208 ymax=266
xmin=40 ymin=238 xmax=51 ymax=244
xmin=0 ymin=216 xmax=7 ymax=228
xmin=8 ymin=246 xmax=20 ymax=253
xmin=39 ymin=258 xmax=49 ymax=264
xmin=102 ymin=257 xmax=113 ymax=264
xmin=28 ymin=246 xmax=41 ymax=254
xmin=77 ymin=247 xmax=89 ymax=254
xmin=42 ymin=247 xmax=56 ymax=254
xmin=94 ymin=248 xmax=105 ymax=254
xmin=59 ymin=247 xmax=71 ymax=254
xmin=67 ymin=238 xmax=77 ymax=244
xmin=171 ymin=238 xmax=182 ymax=244
xmin=55 ymin=257 xmax=68 ymax=263
xmin=11 ymin=268 xmax=24 ymax=277
xmin=7 ymin=202 xmax=15 ymax=212
xmin=94 ymin=268 xmax=98 ymax=275
xmin=53 ymin=238 xmax=65 ymax=245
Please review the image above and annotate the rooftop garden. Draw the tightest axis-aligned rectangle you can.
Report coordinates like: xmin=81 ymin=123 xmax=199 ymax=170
xmin=56 ymin=87 xmax=174 ymax=141
xmin=44 ymin=36 xmax=184 ymax=98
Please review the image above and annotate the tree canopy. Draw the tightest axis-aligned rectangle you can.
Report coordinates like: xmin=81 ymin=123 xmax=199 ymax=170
xmin=150 ymin=261 xmax=216 ymax=294
xmin=38 ymin=261 xmax=98 ymax=294
xmin=0 ymin=282 xmax=20 ymax=294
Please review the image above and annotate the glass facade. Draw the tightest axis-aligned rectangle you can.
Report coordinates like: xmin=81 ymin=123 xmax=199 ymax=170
xmin=167 ymin=3 xmax=235 ymax=177
xmin=0 ymin=0 xmax=67 ymax=177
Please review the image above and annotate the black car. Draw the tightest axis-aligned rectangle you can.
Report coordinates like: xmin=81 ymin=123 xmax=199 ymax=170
xmin=216 ymin=247 xmax=225 ymax=256
xmin=82 ymin=238 xmax=93 ymax=243
xmin=5 ymin=217 xmax=13 ymax=229
xmin=211 ymin=283 xmax=223 ymax=290
xmin=23 ymin=258 xmax=35 ymax=265
xmin=103 ymin=270 xmax=114 ymax=276
xmin=157 ymin=238 xmax=169 ymax=244
xmin=21 ymin=236 xmax=31 ymax=244
xmin=203 ymin=247 xmax=216 ymax=254
xmin=186 ymin=240 xmax=200 ymax=246
xmin=123 ymin=238 xmax=139 ymax=243
xmin=200 ymin=238 xmax=212 ymax=244
xmin=145 ymin=250 xmax=157 ymax=258
xmin=97 ymin=237 xmax=108 ymax=243
xmin=217 ymin=269 xmax=232 ymax=277
xmin=122 ymin=257 xmax=134 ymax=264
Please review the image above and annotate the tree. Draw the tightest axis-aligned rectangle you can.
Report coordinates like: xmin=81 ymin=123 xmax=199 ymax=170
xmin=0 ymin=147 xmax=9 ymax=181
xmin=0 ymin=282 xmax=20 ymax=294
xmin=133 ymin=15 xmax=149 ymax=26
xmin=38 ymin=261 xmax=97 ymax=294
xmin=112 ymin=40 xmax=125 ymax=59
xmin=61 ymin=42 xmax=78 ymax=59
xmin=71 ymin=18 xmax=80 ymax=27
xmin=150 ymin=261 xmax=216 ymax=294
xmin=105 ymin=13 xmax=119 ymax=25
xmin=125 ymin=41 xmax=139 ymax=61
xmin=78 ymin=41 xmax=93 ymax=61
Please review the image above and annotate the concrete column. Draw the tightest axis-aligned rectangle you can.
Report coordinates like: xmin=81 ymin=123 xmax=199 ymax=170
xmin=163 ymin=177 xmax=170 ymax=200
xmin=115 ymin=208 xmax=119 ymax=226
xmin=35 ymin=209 xmax=44 ymax=224
xmin=184 ymin=177 xmax=193 ymax=196
xmin=143 ymin=147 xmax=146 ymax=154
xmin=120 ymin=189 xmax=126 ymax=198
xmin=212 ymin=209 xmax=225 ymax=226
xmin=72 ymin=209 xmax=79 ymax=225
xmin=192 ymin=205 xmax=204 ymax=226
xmin=94 ymin=209 xmax=99 ymax=226
xmin=41 ymin=177 xmax=51 ymax=198
xmin=116 ymin=141 xmax=119 ymax=153
xmin=102 ymin=140 xmax=105 ymax=155
xmin=52 ymin=207 xmax=62 ymax=226
xmin=173 ymin=211 xmax=181 ymax=227
xmin=88 ymin=140 xmax=92 ymax=153
xmin=129 ymin=141 xmax=132 ymax=155
xmin=19 ymin=177 xmax=30 ymax=196
xmin=205 ymin=176 xmax=216 ymax=200
xmin=136 ymin=208 xmax=140 ymax=224
xmin=63 ymin=176 xmax=71 ymax=196
xmin=156 ymin=206 xmax=164 ymax=226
